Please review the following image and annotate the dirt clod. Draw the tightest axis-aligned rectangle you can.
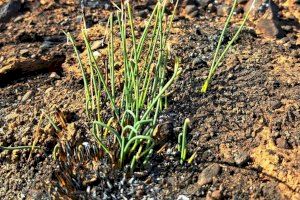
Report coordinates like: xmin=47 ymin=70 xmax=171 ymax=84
xmin=197 ymin=164 xmax=221 ymax=187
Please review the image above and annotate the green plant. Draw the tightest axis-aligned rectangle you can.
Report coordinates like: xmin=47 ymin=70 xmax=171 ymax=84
xmin=201 ymin=0 xmax=256 ymax=93
xmin=178 ymin=118 xmax=190 ymax=164
xmin=66 ymin=0 xmax=181 ymax=170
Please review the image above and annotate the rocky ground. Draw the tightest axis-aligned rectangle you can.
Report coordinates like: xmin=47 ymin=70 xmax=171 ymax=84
xmin=0 ymin=0 xmax=299 ymax=199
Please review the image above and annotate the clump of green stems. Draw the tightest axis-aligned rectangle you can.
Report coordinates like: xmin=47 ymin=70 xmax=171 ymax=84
xmin=178 ymin=118 xmax=190 ymax=164
xmin=66 ymin=0 xmax=181 ymax=170
xmin=201 ymin=0 xmax=256 ymax=93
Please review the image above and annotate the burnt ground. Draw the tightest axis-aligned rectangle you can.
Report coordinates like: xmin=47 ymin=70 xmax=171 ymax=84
xmin=0 ymin=0 xmax=300 ymax=199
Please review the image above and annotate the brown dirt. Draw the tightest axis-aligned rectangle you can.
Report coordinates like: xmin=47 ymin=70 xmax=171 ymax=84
xmin=0 ymin=0 xmax=299 ymax=199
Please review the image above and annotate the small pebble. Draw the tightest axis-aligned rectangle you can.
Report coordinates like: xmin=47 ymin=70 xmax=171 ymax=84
xmin=208 ymin=3 xmax=217 ymax=12
xmin=177 ymin=194 xmax=189 ymax=200
xmin=21 ymin=90 xmax=33 ymax=102
xmin=234 ymin=151 xmax=250 ymax=166
xmin=186 ymin=5 xmax=198 ymax=17
xmin=91 ymin=40 xmax=104 ymax=50
xmin=192 ymin=57 xmax=207 ymax=69
xmin=197 ymin=164 xmax=221 ymax=186
xmin=49 ymin=72 xmax=60 ymax=79
xmin=14 ymin=15 xmax=23 ymax=23
xmin=20 ymin=49 xmax=29 ymax=57
xmin=196 ymin=0 xmax=213 ymax=8
xmin=45 ymin=87 xmax=54 ymax=96
xmin=238 ymin=0 xmax=248 ymax=3
xmin=40 ymin=41 xmax=52 ymax=52
xmin=276 ymin=137 xmax=289 ymax=149
xmin=211 ymin=190 xmax=222 ymax=199
xmin=270 ymin=100 xmax=283 ymax=110
xmin=21 ymin=136 xmax=28 ymax=144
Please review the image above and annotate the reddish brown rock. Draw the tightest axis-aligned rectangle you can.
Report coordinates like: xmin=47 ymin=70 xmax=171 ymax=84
xmin=197 ymin=164 xmax=221 ymax=187
xmin=256 ymin=18 xmax=284 ymax=39
xmin=255 ymin=0 xmax=285 ymax=39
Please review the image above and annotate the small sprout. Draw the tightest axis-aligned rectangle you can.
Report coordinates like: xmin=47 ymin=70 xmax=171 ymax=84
xmin=178 ymin=118 xmax=191 ymax=164
xmin=188 ymin=152 xmax=197 ymax=164
xmin=130 ymin=155 xmax=137 ymax=172
xmin=52 ymin=143 xmax=60 ymax=161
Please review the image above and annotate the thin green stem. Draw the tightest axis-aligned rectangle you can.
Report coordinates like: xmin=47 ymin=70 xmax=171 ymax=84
xmin=0 ymin=146 xmax=42 ymax=150
xmin=201 ymin=0 xmax=255 ymax=93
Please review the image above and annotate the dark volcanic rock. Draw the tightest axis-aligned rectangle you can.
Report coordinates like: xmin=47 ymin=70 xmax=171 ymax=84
xmin=0 ymin=0 xmax=22 ymax=23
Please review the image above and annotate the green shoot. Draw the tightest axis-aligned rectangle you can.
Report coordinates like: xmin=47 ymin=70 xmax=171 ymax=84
xmin=188 ymin=152 xmax=197 ymax=164
xmin=52 ymin=143 xmax=60 ymax=160
xmin=201 ymin=0 xmax=256 ymax=93
xmin=178 ymin=118 xmax=190 ymax=164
